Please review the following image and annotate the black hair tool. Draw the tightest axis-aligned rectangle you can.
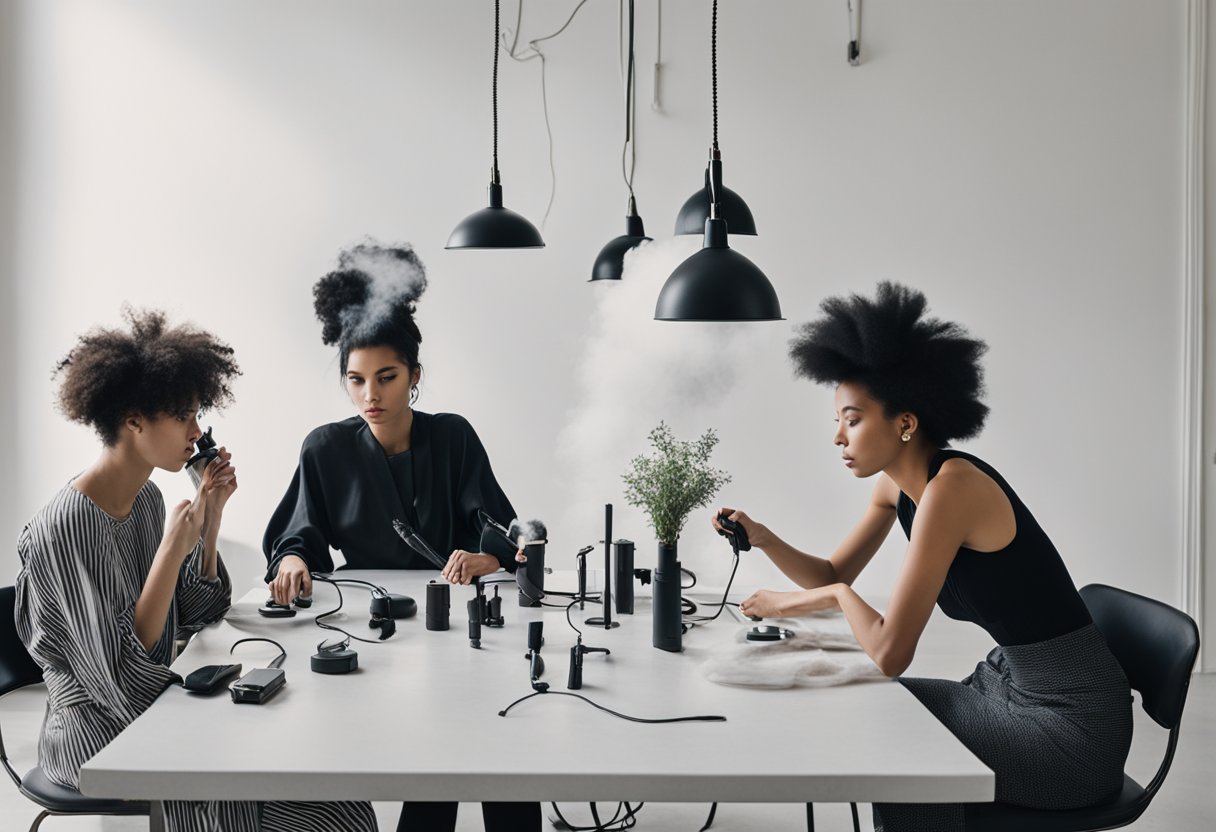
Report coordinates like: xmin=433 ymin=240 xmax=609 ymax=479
xmin=575 ymin=545 xmax=593 ymax=610
xmin=525 ymin=621 xmax=547 ymax=692
xmin=586 ymin=505 xmax=620 ymax=629
xmin=567 ymin=637 xmax=611 ymax=690
xmin=392 ymin=519 xmax=450 ymax=570
xmin=716 ymin=512 xmax=751 ymax=554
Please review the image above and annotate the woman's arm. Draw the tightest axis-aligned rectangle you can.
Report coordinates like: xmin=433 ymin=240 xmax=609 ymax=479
xmin=726 ymin=475 xmax=900 ymax=589
xmin=135 ymin=488 xmax=207 ymax=650
xmin=748 ymin=468 xmax=980 ymax=676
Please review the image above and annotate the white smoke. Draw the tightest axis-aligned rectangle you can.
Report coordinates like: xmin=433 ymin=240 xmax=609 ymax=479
xmin=557 ymin=236 xmax=775 ymax=577
xmin=337 ymin=241 xmax=427 ymax=343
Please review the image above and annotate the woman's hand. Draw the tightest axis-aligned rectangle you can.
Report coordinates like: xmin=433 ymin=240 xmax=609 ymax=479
xmin=712 ymin=507 xmax=771 ymax=549
xmin=269 ymin=555 xmax=313 ymax=606
xmin=163 ymin=488 xmax=207 ymax=562
xmin=442 ymin=551 xmax=500 ymax=585
xmin=200 ymin=448 xmax=237 ymax=538
xmin=739 ymin=585 xmax=844 ymax=619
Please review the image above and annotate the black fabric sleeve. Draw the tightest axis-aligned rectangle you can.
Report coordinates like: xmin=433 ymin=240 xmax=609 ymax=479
xmin=455 ymin=418 xmax=518 ymax=572
xmin=262 ymin=440 xmax=336 ymax=582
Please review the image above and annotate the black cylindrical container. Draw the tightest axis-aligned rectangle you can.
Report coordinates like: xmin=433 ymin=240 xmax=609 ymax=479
xmin=426 ymin=580 xmax=450 ymax=631
xmin=518 ymin=541 xmax=546 ymax=607
xmin=613 ymin=539 xmax=635 ymax=615
xmin=652 ymin=542 xmax=682 ymax=652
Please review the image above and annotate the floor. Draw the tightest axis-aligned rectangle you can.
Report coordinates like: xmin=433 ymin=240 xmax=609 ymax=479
xmin=2 ymin=672 xmax=1212 ymax=831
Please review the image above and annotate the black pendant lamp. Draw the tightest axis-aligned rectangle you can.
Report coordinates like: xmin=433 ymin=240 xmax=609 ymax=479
xmin=590 ymin=0 xmax=650 ymax=281
xmin=446 ymin=0 xmax=544 ymax=250
xmin=672 ymin=1 xmax=756 ymax=237
xmin=655 ymin=0 xmax=781 ymax=322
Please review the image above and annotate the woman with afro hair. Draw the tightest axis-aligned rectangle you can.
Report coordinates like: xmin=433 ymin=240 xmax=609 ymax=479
xmin=714 ymin=283 xmax=1131 ymax=831
xmin=262 ymin=241 xmax=539 ymax=832
xmin=14 ymin=309 xmax=377 ymax=832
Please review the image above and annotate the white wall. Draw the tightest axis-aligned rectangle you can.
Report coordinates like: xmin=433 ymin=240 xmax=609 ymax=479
xmin=2 ymin=1 xmax=1192 ymax=626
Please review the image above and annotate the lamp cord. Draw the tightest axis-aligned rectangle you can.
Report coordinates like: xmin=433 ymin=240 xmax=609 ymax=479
xmin=622 ymin=0 xmax=637 ymax=199
xmin=711 ymin=0 xmax=719 ymax=153
xmin=492 ymin=0 xmax=500 ymax=178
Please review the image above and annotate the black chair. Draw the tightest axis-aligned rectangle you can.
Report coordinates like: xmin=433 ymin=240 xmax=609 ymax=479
xmin=965 ymin=583 xmax=1201 ymax=832
xmin=0 ymin=585 xmax=151 ymax=832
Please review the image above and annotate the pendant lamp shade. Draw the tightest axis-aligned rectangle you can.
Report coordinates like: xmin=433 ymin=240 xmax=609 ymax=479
xmin=447 ymin=180 xmax=544 ymax=249
xmin=655 ymin=218 xmax=782 ymax=321
xmin=674 ymin=161 xmax=757 ymax=236
xmin=590 ymin=201 xmax=651 ymax=281
xmin=446 ymin=0 xmax=544 ymax=251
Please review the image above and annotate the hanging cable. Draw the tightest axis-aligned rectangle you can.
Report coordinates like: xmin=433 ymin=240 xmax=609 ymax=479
xmin=711 ymin=0 xmax=719 ymax=153
xmin=651 ymin=0 xmax=663 ymax=111
xmin=621 ymin=0 xmax=637 ymax=198
xmin=492 ymin=0 xmax=500 ymax=178
xmin=500 ymin=0 xmax=596 ymax=229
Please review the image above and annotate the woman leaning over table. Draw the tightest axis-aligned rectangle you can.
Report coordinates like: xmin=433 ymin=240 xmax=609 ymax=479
xmin=15 ymin=309 xmax=377 ymax=832
xmin=715 ymin=283 xmax=1132 ymax=832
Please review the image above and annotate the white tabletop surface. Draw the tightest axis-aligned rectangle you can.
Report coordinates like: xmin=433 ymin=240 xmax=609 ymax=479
xmin=80 ymin=571 xmax=995 ymax=804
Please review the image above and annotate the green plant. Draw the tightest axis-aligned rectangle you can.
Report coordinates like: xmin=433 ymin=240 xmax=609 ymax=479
xmin=621 ymin=422 xmax=732 ymax=545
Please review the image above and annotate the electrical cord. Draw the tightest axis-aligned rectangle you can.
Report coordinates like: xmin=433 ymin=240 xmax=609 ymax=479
xmin=682 ymin=551 xmax=741 ymax=626
xmin=309 ymin=574 xmax=393 ymax=645
xmin=498 ymin=689 xmax=725 ymax=724
xmin=229 ymin=638 xmax=286 ymax=668
xmin=549 ymin=801 xmax=642 ymax=831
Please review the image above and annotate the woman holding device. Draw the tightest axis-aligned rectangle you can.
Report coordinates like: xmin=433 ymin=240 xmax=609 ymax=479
xmin=714 ymin=283 xmax=1132 ymax=832
xmin=262 ymin=241 xmax=540 ymax=832
xmin=15 ymin=309 xmax=376 ymax=831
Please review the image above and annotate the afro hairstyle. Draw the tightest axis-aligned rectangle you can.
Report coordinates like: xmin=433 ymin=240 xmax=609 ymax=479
xmin=55 ymin=307 xmax=241 ymax=446
xmin=313 ymin=240 xmax=426 ymax=376
xmin=788 ymin=282 xmax=988 ymax=446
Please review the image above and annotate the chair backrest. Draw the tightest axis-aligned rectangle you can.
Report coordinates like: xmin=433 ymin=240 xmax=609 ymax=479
xmin=1080 ymin=583 xmax=1199 ymax=730
xmin=0 ymin=586 xmax=44 ymax=698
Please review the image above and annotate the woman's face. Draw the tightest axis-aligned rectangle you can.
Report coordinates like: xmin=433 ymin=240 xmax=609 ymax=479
xmin=832 ymin=382 xmax=912 ymax=478
xmin=130 ymin=402 xmax=203 ymax=472
xmin=346 ymin=345 xmax=419 ymax=428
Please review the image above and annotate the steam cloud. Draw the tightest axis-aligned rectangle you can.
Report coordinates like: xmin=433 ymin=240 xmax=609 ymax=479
xmin=336 ymin=240 xmax=427 ymax=343
xmin=556 ymin=237 xmax=776 ymax=580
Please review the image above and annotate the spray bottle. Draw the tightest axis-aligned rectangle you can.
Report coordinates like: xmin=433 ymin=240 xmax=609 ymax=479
xmin=185 ymin=427 xmax=220 ymax=488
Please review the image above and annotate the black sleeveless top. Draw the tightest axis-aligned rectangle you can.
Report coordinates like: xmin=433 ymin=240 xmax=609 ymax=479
xmin=896 ymin=449 xmax=1091 ymax=646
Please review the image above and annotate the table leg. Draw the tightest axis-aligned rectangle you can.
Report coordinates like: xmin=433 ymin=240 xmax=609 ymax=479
xmin=806 ymin=802 xmax=815 ymax=832
xmin=149 ymin=800 xmax=165 ymax=832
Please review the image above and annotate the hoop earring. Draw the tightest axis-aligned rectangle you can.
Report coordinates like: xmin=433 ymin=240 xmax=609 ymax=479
xmin=410 ymin=385 xmax=420 ymax=406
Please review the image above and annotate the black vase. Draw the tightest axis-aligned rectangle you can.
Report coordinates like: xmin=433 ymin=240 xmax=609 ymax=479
xmin=652 ymin=541 xmax=683 ymax=652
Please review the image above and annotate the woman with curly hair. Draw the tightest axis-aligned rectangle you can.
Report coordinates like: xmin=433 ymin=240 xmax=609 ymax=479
xmin=262 ymin=241 xmax=539 ymax=832
xmin=14 ymin=310 xmax=376 ymax=831
xmin=714 ymin=283 xmax=1131 ymax=831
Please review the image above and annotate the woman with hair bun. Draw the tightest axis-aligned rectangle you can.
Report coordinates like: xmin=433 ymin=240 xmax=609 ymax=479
xmin=15 ymin=309 xmax=376 ymax=831
xmin=714 ymin=283 xmax=1131 ymax=831
xmin=263 ymin=241 xmax=539 ymax=832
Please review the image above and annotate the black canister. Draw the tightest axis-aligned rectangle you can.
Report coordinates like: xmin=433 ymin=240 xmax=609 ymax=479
xmin=652 ymin=542 xmax=682 ymax=652
xmin=518 ymin=541 xmax=546 ymax=607
xmin=426 ymin=580 xmax=450 ymax=631
xmin=613 ymin=539 xmax=635 ymax=615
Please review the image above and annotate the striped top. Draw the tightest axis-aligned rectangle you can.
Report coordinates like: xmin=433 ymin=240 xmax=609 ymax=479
xmin=14 ymin=481 xmax=231 ymax=789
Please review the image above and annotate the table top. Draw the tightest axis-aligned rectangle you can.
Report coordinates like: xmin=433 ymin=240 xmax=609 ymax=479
xmin=80 ymin=571 xmax=995 ymax=804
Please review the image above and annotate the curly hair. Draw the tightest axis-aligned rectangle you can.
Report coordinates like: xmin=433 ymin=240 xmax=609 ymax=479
xmin=54 ymin=308 xmax=241 ymax=445
xmin=313 ymin=240 xmax=427 ymax=376
xmin=788 ymin=282 xmax=988 ymax=446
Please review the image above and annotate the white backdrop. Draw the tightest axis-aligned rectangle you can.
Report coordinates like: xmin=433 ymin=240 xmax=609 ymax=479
xmin=0 ymin=2 xmax=1195 ymax=637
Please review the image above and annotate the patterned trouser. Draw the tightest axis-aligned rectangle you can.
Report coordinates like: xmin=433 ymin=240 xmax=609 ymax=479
xmin=163 ymin=800 xmax=377 ymax=831
xmin=874 ymin=625 xmax=1131 ymax=832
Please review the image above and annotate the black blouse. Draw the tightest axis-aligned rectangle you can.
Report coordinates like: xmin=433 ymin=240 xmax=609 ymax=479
xmin=896 ymin=449 xmax=1091 ymax=646
xmin=263 ymin=411 xmax=517 ymax=579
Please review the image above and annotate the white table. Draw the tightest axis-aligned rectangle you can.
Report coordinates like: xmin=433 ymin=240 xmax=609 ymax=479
xmin=80 ymin=571 xmax=994 ymax=806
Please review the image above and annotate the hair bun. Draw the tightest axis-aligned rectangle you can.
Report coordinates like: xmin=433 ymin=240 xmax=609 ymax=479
xmin=313 ymin=240 xmax=427 ymax=347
